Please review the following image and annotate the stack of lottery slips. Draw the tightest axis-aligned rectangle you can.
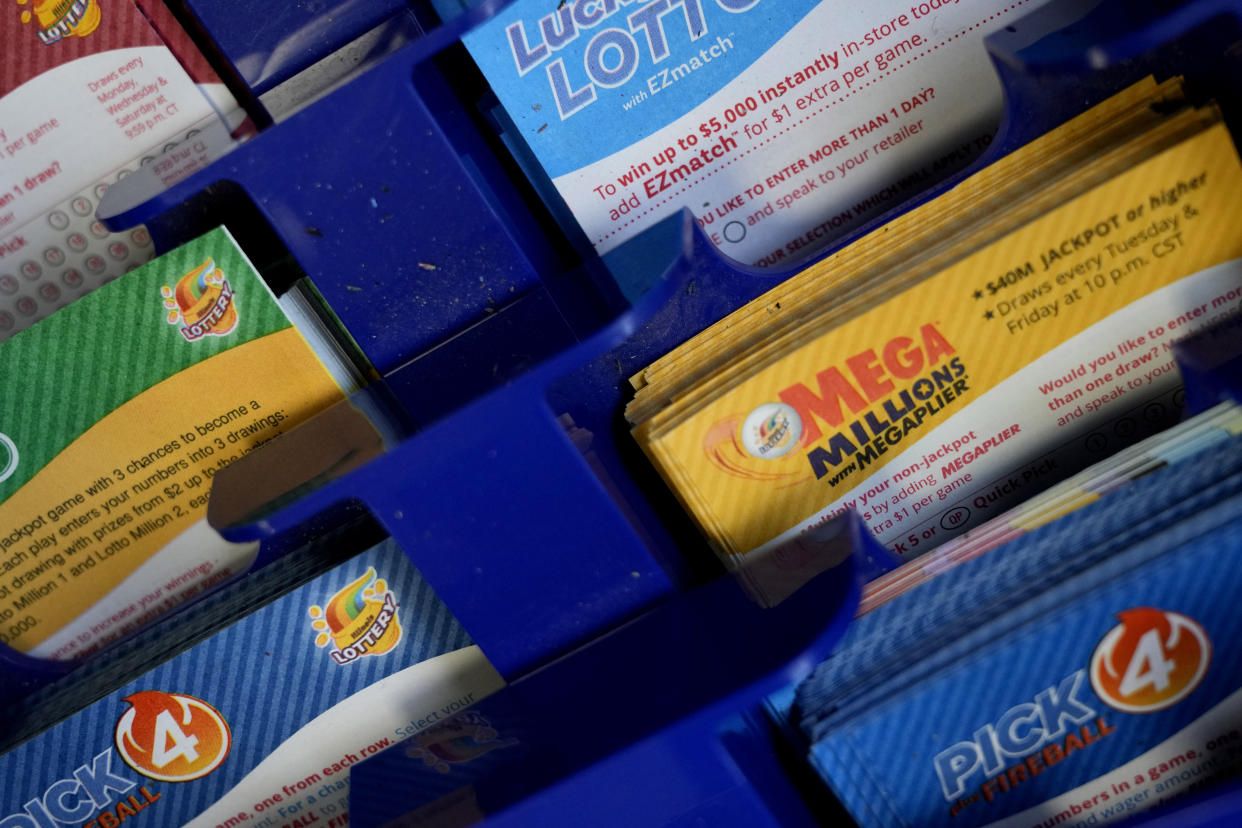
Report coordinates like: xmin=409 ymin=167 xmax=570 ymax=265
xmin=628 ymin=76 xmax=1242 ymax=579
xmin=858 ymin=400 xmax=1242 ymax=613
xmin=789 ymin=426 xmax=1242 ymax=827
xmin=0 ymin=227 xmax=352 ymax=662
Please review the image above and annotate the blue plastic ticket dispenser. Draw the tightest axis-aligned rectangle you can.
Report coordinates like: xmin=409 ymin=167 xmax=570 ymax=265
xmin=47 ymin=0 xmax=1242 ymax=824
xmin=94 ymin=0 xmax=1242 ymax=655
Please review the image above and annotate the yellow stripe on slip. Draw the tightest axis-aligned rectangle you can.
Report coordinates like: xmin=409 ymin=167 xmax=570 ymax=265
xmin=0 ymin=327 xmax=342 ymax=651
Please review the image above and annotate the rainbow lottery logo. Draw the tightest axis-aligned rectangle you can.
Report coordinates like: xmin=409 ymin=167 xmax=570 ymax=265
xmin=308 ymin=568 xmax=402 ymax=665
xmin=161 ymin=257 xmax=239 ymax=342
xmin=741 ymin=402 xmax=803 ymax=459
xmin=19 ymin=0 xmax=102 ymax=44
xmin=0 ymin=432 xmax=17 ymax=484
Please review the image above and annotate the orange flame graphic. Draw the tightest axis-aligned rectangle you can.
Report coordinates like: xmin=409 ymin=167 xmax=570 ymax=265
xmin=1090 ymin=608 xmax=1211 ymax=713
xmin=115 ymin=690 xmax=231 ymax=782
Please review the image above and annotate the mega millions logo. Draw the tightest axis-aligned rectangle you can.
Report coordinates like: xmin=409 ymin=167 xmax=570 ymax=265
xmin=115 ymin=690 xmax=231 ymax=782
xmin=308 ymin=568 xmax=403 ymax=665
xmin=161 ymin=257 xmax=239 ymax=341
xmin=703 ymin=324 xmax=964 ymax=486
xmin=1090 ymin=607 xmax=1211 ymax=713
xmin=19 ymin=0 xmax=100 ymax=43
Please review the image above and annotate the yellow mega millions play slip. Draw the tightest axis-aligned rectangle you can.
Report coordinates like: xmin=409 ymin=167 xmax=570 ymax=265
xmin=632 ymin=90 xmax=1242 ymax=568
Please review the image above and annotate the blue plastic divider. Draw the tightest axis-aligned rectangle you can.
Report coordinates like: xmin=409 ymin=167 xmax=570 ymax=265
xmin=7 ymin=1 xmax=1242 ymax=823
xmin=179 ymin=0 xmax=1242 ymax=678
xmin=345 ymin=513 xmax=872 ymax=828
xmin=172 ymin=0 xmax=423 ymax=96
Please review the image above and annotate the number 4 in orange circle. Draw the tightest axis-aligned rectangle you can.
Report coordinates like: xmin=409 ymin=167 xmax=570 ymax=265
xmin=115 ymin=690 xmax=231 ymax=782
xmin=1090 ymin=607 xmax=1212 ymax=714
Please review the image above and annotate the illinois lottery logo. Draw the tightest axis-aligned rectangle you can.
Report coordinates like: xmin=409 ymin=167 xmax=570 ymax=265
xmin=308 ymin=567 xmax=402 ymax=665
xmin=701 ymin=404 xmax=812 ymax=486
xmin=161 ymin=256 xmax=239 ymax=341
xmin=405 ymin=711 xmax=518 ymax=774
xmin=115 ymin=690 xmax=231 ymax=782
xmin=741 ymin=402 xmax=803 ymax=460
xmin=1089 ymin=607 xmax=1211 ymax=713
xmin=19 ymin=0 xmax=100 ymax=43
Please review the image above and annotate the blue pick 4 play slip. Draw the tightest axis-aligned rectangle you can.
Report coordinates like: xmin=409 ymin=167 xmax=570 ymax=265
xmin=791 ymin=430 xmax=1242 ymax=827
xmin=0 ymin=538 xmax=505 ymax=828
